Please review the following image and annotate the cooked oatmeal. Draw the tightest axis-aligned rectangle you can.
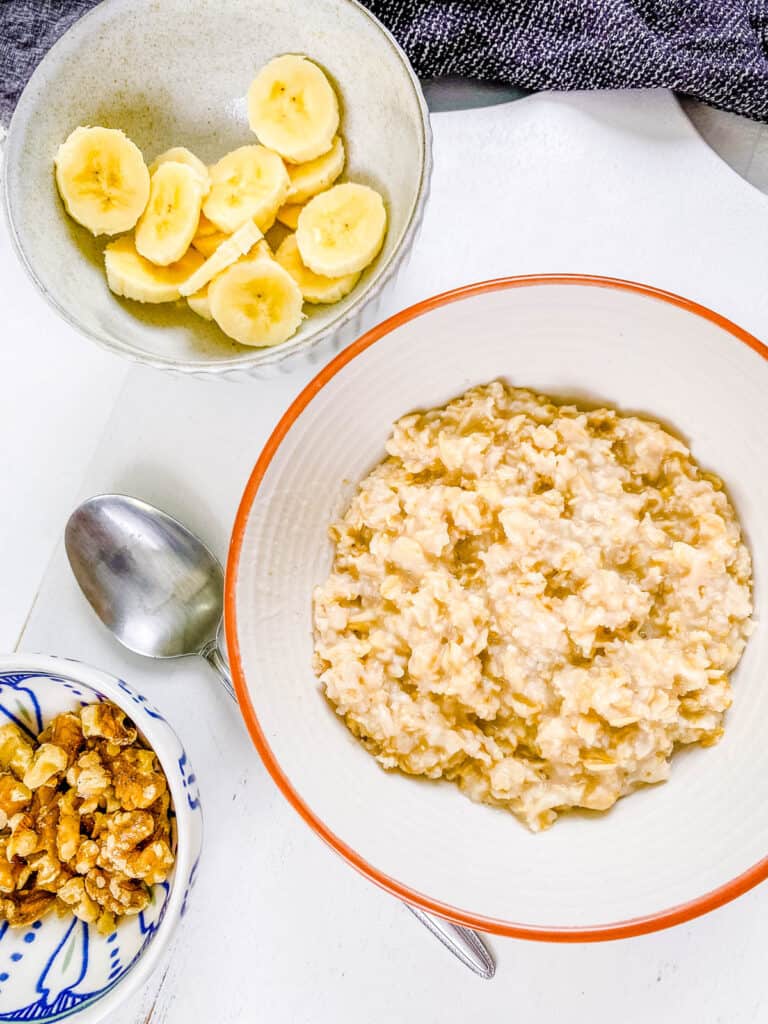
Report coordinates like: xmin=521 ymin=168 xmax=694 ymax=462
xmin=312 ymin=382 xmax=754 ymax=831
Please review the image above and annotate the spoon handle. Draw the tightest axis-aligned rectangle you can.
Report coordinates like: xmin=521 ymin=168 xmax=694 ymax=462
xmin=206 ymin=621 xmax=496 ymax=979
xmin=202 ymin=642 xmax=236 ymax=701
xmin=201 ymin=620 xmax=236 ymax=701
xmin=405 ymin=905 xmax=495 ymax=978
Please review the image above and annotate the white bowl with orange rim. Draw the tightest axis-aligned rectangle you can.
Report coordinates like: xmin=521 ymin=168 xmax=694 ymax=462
xmin=226 ymin=275 xmax=767 ymax=940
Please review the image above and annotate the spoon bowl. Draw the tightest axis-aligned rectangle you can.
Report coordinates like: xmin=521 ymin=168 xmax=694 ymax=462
xmin=65 ymin=494 xmax=223 ymax=660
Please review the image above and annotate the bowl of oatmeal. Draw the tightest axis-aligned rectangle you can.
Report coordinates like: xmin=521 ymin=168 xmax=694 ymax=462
xmin=226 ymin=275 xmax=767 ymax=939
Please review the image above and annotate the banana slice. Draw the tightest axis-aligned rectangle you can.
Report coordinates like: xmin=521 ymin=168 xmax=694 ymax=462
xmin=247 ymin=55 xmax=339 ymax=163
xmin=276 ymin=203 xmax=304 ymax=230
xmin=203 ymin=145 xmax=289 ymax=234
xmin=189 ymin=246 xmax=276 ymax=320
xmin=187 ymin=285 xmax=213 ymax=320
xmin=191 ymin=230 xmax=229 ymax=259
xmin=179 ymin=219 xmax=263 ymax=296
xmin=194 ymin=211 xmax=219 ymax=238
xmin=135 ymin=162 xmax=205 ymax=266
xmin=55 ymin=126 xmax=150 ymax=236
xmin=149 ymin=147 xmax=210 ymax=193
xmin=252 ymin=239 xmax=275 ymax=261
xmin=105 ymin=235 xmax=204 ymax=303
xmin=191 ymin=212 xmax=227 ymax=256
xmin=275 ymin=233 xmax=359 ymax=304
xmin=209 ymin=257 xmax=304 ymax=347
xmin=285 ymin=135 xmax=345 ymax=204
xmin=296 ymin=182 xmax=386 ymax=277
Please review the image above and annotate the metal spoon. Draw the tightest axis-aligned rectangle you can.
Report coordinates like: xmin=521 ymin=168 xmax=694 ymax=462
xmin=65 ymin=494 xmax=496 ymax=979
xmin=65 ymin=494 xmax=233 ymax=697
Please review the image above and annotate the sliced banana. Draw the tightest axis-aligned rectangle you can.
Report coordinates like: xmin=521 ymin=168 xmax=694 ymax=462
xmin=194 ymin=211 xmax=219 ymax=238
xmin=135 ymin=162 xmax=205 ymax=266
xmin=209 ymin=257 xmax=304 ymax=347
xmin=149 ymin=147 xmax=210 ymax=193
xmin=203 ymin=145 xmax=289 ymax=234
xmin=188 ymin=241 xmax=271 ymax=319
xmin=191 ymin=212 xmax=227 ymax=256
xmin=252 ymin=239 xmax=275 ymax=261
xmin=105 ymin=235 xmax=204 ymax=303
xmin=187 ymin=285 xmax=213 ymax=320
xmin=276 ymin=203 xmax=304 ymax=230
xmin=55 ymin=126 xmax=150 ymax=236
xmin=296 ymin=182 xmax=386 ymax=277
xmin=285 ymin=135 xmax=344 ymax=204
xmin=247 ymin=55 xmax=339 ymax=164
xmin=275 ymin=233 xmax=359 ymax=304
xmin=191 ymin=230 xmax=229 ymax=259
xmin=178 ymin=219 xmax=263 ymax=296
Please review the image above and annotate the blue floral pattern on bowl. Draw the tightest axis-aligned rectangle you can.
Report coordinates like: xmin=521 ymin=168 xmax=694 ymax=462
xmin=0 ymin=661 xmax=202 ymax=1022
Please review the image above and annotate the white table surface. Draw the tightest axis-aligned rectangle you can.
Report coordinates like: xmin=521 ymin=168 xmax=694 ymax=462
xmin=3 ymin=87 xmax=768 ymax=1023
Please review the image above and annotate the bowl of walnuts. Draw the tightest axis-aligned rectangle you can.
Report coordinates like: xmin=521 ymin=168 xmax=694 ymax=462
xmin=0 ymin=654 xmax=202 ymax=1023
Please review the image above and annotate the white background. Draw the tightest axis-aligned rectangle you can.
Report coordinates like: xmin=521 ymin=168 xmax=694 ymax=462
xmin=3 ymin=88 xmax=768 ymax=1022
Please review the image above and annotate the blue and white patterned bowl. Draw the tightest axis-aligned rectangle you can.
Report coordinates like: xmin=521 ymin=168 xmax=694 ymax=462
xmin=0 ymin=655 xmax=202 ymax=1023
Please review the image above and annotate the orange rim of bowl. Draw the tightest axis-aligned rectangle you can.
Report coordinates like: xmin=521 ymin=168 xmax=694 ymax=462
xmin=225 ymin=273 xmax=768 ymax=942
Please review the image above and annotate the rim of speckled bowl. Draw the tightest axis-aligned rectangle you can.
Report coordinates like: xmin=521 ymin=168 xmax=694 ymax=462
xmin=1 ymin=0 xmax=433 ymax=378
xmin=0 ymin=653 xmax=199 ymax=1022
xmin=226 ymin=273 xmax=768 ymax=943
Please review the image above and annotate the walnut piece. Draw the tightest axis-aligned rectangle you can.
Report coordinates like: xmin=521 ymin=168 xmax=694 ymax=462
xmin=39 ymin=713 xmax=85 ymax=766
xmin=23 ymin=743 xmax=68 ymax=790
xmin=81 ymin=704 xmax=137 ymax=747
xmin=3 ymin=890 xmax=55 ymax=926
xmin=67 ymin=750 xmax=111 ymax=800
xmin=85 ymin=868 xmax=150 ymax=916
xmin=56 ymin=790 xmax=80 ymax=863
xmin=73 ymin=838 xmax=99 ymax=875
xmin=29 ymin=851 xmax=71 ymax=892
xmin=111 ymin=748 xmax=167 ymax=810
xmin=0 ymin=837 xmax=30 ymax=894
xmin=7 ymin=812 xmax=39 ymax=860
xmin=0 ymin=773 xmax=31 ymax=829
xmin=32 ymin=785 xmax=60 ymax=854
xmin=125 ymin=840 xmax=175 ymax=885
xmin=57 ymin=876 xmax=100 ymax=923
xmin=0 ymin=701 xmax=175 ymax=933
xmin=0 ymin=724 xmax=34 ymax=780
xmin=98 ymin=810 xmax=154 ymax=874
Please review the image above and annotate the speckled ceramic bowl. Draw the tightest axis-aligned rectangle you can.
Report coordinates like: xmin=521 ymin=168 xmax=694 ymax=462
xmin=0 ymin=655 xmax=202 ymax=1023
xmin=2 ymin=0 xmax=431 ymax=379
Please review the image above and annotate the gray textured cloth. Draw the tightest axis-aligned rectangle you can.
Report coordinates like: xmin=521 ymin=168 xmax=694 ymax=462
xmin=3 ymin=0 xmax=768 ymax=125
xmin=1 ymin=1 xmax=98 ymax=123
